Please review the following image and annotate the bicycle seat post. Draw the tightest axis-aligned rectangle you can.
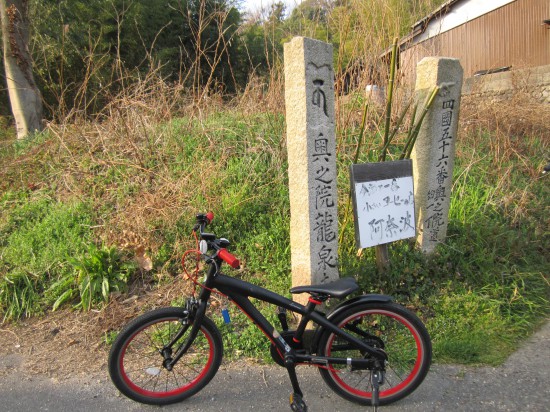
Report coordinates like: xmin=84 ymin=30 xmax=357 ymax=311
xmin=292 ymin=294 xmax=327 ymax=346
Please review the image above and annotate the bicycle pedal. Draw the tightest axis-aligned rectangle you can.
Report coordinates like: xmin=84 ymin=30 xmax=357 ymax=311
xmin=289 ymin=393 xmax=307 ymax=412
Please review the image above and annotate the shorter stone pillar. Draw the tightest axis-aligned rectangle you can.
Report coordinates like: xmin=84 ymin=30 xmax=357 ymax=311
xmin=411 ymin=57 xmax=463 ymax=253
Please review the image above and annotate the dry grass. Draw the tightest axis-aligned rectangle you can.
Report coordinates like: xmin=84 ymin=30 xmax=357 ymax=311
xmin=236 ymin=72 xmax=285 ymax=115
xmin=457 ymin=91 xmax=549 ymax=226
xmin=461 ymin=92 xmax=549 ymax=176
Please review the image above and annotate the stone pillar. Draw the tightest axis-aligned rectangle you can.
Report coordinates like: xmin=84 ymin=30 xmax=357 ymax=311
xmin=284 ymin=37 xmax=339 ymax=295
xmin=412 ymin=57 xmax=463 ymax=253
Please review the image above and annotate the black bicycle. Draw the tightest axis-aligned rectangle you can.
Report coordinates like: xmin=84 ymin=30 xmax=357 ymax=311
xmin=108 ymin=212 xmax=431 ymax=411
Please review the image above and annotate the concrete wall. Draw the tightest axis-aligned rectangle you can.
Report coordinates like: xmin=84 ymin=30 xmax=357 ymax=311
xmin=462 ymin=65 xmax=550 ymax=104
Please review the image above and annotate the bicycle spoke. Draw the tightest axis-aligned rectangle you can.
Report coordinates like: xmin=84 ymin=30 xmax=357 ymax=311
xmin=171 ymin=370 xmax=180 ymax=388
xmin=319 ymin=303 xmax=431 ymax=406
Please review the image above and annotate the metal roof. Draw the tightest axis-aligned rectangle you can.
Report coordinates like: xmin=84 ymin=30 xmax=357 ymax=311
xmin=381 ymin=0 xmax=518 ymax=57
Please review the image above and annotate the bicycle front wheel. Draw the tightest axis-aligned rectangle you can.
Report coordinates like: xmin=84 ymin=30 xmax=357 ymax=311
xmin=318 ymin=302 xmax=431 ymax=406
xmin=108 ymin=307 xmax=223 ymax=405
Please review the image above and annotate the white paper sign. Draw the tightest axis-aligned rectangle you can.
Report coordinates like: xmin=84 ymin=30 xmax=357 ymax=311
xmin=350 ymin=161 xmax=416 ymax=249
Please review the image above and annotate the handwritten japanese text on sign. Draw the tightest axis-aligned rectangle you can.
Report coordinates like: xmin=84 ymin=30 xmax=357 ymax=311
xmin=350 ymin=160 xmax=416 ymax=249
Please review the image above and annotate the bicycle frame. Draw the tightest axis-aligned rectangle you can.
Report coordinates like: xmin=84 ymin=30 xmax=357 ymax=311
xmin=177 ymin=261 xmax=388 ymax=371
xmin=108 ymin=213 xmax=431 ymax=411
xmin=216 ymin=275 xmax=386 ymax=364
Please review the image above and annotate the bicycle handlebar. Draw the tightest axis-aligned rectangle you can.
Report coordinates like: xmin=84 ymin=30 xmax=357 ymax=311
xmin=205 ymin=211 xmax=214 ymax=223
xmin=218 ymin=248 xmax=240 ymax=269
xmin=193 ymin=212 xmax=240 ymax=269
xmin=194 ymin=212 xmax=214 ymax=230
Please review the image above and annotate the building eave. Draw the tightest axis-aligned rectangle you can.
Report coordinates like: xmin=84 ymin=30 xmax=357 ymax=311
xmin=379 ymin=0 xmax=464 ymax=59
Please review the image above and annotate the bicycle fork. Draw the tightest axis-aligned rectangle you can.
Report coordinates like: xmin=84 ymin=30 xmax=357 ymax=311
xmin=162 ymin=297 xmax=207 ymax=370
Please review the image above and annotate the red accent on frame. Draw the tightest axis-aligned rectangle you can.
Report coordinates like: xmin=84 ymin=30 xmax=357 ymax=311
xmin=218 ymin=249 xmax=240 ymax=269
xmin=309 ymin=297 xmax=323 ymax=305
xmin=232 ymin=301 xmax=277 ymax=346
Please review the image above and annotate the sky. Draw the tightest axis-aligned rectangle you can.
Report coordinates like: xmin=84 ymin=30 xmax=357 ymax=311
xmin=240 ymin=0 xmax=303 ymax=15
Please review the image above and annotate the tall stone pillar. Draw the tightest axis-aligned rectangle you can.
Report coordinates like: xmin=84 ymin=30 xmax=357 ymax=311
xmin=284 ymin=37 xmax=339 ymax=296
xmin=411 ymin=57 xmax=463 ymax=253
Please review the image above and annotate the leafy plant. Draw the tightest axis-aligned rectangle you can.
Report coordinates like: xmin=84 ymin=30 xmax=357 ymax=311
xmin=340 ymin=36 xmax=438 ymax=272
xmin=68 ymin=244 xmax=135 ymax=311
xmin=103 ymin=330 xmax=119 ymax=346
xmin=0 ymin=270 xmax=41 ymax=322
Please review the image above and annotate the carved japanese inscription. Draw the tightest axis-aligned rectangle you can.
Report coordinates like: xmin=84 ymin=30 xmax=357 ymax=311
xmin=284 ymin=37 xmax=339 ymax=294
xmin=412 ymin=57 xmax=463 ymax=253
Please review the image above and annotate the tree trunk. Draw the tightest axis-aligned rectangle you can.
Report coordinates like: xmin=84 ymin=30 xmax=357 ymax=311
xmin=0 ymin=0 xmax=42 ymax=139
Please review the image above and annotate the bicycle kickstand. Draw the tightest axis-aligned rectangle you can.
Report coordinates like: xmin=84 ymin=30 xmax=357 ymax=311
xmin=285 ymin=355 xmax=307 ymax=412
xmin=371 ymin=369 xmax=384 ymax=412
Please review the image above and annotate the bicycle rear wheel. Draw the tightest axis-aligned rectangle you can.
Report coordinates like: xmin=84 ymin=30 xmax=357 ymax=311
xmin=318 ymin=302 xmax=431 ymax=406
xmin=108 ymin=307 xmax=223 ymax=405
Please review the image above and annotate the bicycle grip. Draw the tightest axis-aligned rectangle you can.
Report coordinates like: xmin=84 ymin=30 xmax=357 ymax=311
xmin=205 ymin=212 xmax=214 ymax=224
xmin=218 ymin=248 xmax=240 ymax=269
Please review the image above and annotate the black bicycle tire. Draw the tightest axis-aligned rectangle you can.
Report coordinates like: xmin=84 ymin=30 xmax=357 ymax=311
xmin=108 ymin=307 xmax=223 ymax=405
xmin=317 ymin=301 xmax=431 ymax=406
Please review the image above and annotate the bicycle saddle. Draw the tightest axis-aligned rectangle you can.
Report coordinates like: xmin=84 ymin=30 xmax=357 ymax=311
xmin=290 ymin=277 xmax=359 ymax=299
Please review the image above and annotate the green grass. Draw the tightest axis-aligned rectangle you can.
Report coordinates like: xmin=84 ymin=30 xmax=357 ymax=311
xmin=427 ymin=273 xmax=547 ymax=365
xmin=0 ymin=191 xmax=135 ymax=319
xmin=0 ymin=107 xmax=548 ymax=367
xmin=0 ymin=192 xmax=93 ymax=319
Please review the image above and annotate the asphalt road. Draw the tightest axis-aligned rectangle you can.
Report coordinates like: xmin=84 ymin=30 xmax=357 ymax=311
xmin=1 ymin=320 xmax=548 ymax=412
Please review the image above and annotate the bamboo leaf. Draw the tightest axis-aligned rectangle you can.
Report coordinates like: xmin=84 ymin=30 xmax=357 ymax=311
xmin=102 ymin=277 xmax=110 ymax=302
xmin=379 ymin=100 xmax=412 ymax=161
xmin=400 ymin=104 xmax=419 ymax=159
